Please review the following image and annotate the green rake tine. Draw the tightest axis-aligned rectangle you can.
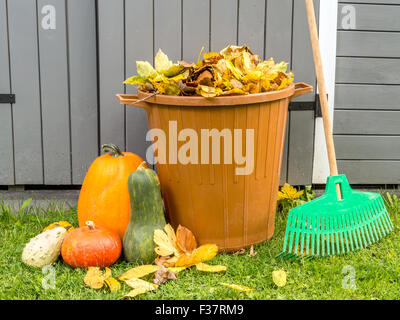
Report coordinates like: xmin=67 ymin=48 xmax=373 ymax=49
xmin=356 ymin=208 xmax=368 ymax=248
xmin=299 ymin=216 xmax=306 ymax=256
xmin=281 ymin=213 xmax=294 ymax=253
xmin=379 ymin=197 xmax=394 ymax=230
xmin=365 ymin=206 xmax=380 ymax=244
xmin=311 ymin=215 xmax=316 ymax=256
xmin=334 ymin=216 xmax=340 ymax=255
xmin=372 ymin=204 xmax=385 ymax=239
xmin=360 ymin=207 xmax=373 ymax=246
xmin=341 ymin=214 xmax=349 ymax=254
xmin=345 ymin=214 xmax=355 ymax=252
xmin=293 ymin=213 xmax=303 ymax=256
xmin=353 ymin=209 xmax=364 ymax=249
xmin=316 ymin=216 xmax=321 ymax=256
xmin=337 ymin=215 xmax=344 ymax=254
xmin=371 ymin=201 xmax=387 ymax=235
xmin=371 ymin=203 xmax=384 ymax=239
xmin=378 ymin=202 xmax=392 ymax=234
xmin=305 ymin=215 xmax=311 ymax=257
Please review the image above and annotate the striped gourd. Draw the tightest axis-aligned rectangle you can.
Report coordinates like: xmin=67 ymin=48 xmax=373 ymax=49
xmin=123 ymin=162 xmax=167 ymax=264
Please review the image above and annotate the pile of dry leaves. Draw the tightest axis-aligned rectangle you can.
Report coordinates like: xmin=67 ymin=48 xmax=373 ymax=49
xmin=124 ymin=45 xmax=294 ymax=97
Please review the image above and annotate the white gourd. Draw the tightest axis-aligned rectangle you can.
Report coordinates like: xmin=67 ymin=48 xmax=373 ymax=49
xmin=22 ymin=227 xmax=67 ymax=268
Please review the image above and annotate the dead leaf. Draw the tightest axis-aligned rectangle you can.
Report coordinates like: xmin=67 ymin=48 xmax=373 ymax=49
xmin=154 ymin=266 xmax=178 ymax=285
xmin=176 ymin=225 xmax=197 ymax=254
xmin=196 ymin=263 xmax=227 ymax=273
xmin=154 ymin=224 xmax=181 ymax=257
xmin=272 ymin=269 xmax=287 ymax=287
xmin=248 ymin=245 xmax=257 ymax=257
xmin=84 ymin=267 xmax=112 ymax=290
xmin=104 ymin=277 xmax=121 ymax=292
xmin=197 ymin=70 xmax=214 ymax=86
xmin=175 ymin=244 xmax=218 ymax=267
xmin=233 ymin=248 xmax=246 ymax=255
xmin=219 ymin=283 xmax=255 ymax=292
xmin=118 ymin=265 xmax=160 ymax=281
xmin=123 ymin=278 xmax=158 ymax=299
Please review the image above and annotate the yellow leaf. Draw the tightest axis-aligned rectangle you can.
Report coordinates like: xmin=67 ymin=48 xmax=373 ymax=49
xmin=124 ymin=287 xmax=154 ymax=299
xmin=175 ymin=244 xmax=218 ymax=267
xmin=84 ymin=267 xmax=112 ymax=290
xmin=104 ymin=277 xmax=121 ymax=292
xmin=124 ymin=278 xmax=158 ymax=291
xmin=118 ymin=265 xmax=160 ymax=281
xmin=219 ymin=283 xmax=255 ymax=292
xmin=136 ymin=61 xmax=156 ymax=77
xmin=155 ymin=49 xmax=173 ymax=72
xmin=168 ymin=266 xmax=187 ymax=273
xmin=196 ymin=263 xmax=227 ymax=273
xmin=123 ymin=278 xmax=158 ymax=298
xmin=272 ymin=269 xmax=287 ymax=287
xmin=154 ymin=224 xmax=181 ymax=257
xmin=203 ymin=52 xmax=221 ymax=60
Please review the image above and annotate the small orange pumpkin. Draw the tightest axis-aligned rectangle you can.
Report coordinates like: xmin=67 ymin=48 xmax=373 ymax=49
xmin=78 ymin=144 xmax=146 ymax=239
xmin=61 ymin=221 xmax=122 ymax=268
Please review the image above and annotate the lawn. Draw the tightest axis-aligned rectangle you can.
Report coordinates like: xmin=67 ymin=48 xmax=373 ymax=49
xmin=1 ymin=192 xmax=399 ymax=300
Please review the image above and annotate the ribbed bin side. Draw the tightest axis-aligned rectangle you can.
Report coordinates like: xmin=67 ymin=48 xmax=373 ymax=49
xmin=146 ymin=98 xmax=289 ymax=251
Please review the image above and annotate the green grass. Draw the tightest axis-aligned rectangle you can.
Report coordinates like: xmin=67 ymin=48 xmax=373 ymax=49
xmin=1 ymin=193 xmax=400 ymax=300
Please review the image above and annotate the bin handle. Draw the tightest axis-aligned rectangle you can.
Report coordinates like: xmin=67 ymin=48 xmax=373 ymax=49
xmin=116 ymin=94 xmax=152 ymax=109
xmin=291 ymin=82 xmax=313 ymax=100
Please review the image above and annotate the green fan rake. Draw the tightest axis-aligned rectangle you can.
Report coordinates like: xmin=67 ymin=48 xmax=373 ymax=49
xmin=276 ymin=0 xmax=393 ymax=260
xmin=276 ymin=175 xmax=393 ymax=260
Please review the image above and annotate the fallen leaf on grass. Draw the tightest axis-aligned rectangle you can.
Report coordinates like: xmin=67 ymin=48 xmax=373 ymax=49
xmin=84 ymin=267 xmax=112 ymax=289
xmin=154 ymin=266 xmax=178 ymax=285
xmin=175 ymin=244 xmax=218 ymax=267
xmin=176 ymin=225 xmax=197 ymax=254
xmin=248 ymin=245 xmax=257 ymax=257
xmin=154 ymin=224 xmax=181 ymax=257
xmin=272 ymin=269 xmax=287 ymax=287
xmin=123 ymin=278 xmax=158 ymax=298
xmin=104 ymin=277 xmax=121 ymax=292
xmin=233 ymin=248 xmax=246 ymax=255
xmin=118 ymin=265 xmax=160 ymax=281
xmin=196 ymin=263 xmax=227 ymax=273
xmin=219 ymin=283 xmax=255 ymax=292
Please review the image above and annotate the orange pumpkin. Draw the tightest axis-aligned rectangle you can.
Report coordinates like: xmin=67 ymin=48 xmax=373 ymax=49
xmin=61 ymin=221 xmax=122 ymax=268
xmin=78 ymin=144 xmax=146 ymax=239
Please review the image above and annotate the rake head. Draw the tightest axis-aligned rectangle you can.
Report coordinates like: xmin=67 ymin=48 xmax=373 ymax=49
xmin=276 ymin=175 xmax=393 ymax=261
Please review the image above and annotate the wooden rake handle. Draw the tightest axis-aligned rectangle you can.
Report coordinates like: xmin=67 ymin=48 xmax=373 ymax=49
xmin=305 ymin=0 xmax=339 ymax=177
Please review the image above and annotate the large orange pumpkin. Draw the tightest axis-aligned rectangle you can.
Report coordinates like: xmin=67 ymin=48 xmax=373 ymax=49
xmin=61 ymin=221 xmax=122 ymax=268
xmin=78 ymin=144 xmax=146 ymax=239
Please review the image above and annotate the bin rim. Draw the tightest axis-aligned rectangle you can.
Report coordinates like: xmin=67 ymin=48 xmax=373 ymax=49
xmin=116 ymin=82 xmax=313 ymax=108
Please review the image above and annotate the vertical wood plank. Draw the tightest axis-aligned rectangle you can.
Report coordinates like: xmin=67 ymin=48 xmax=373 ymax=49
xmin=287 ymin=0 xmax=319 ymax=185
xmin=68 ymin=0 xmax=98 ymax=184
xmin=37 ymin=0 xmax=71 ymax=184
xmin=0 ymin=0 xmax=14 ymax=185
xmin=154 ymin=0 xmax=182 ymax=61
xmin=182 ymin=0 xmax=209 ymax=60
xmin=125 ymin=0 xmax=153 ymax=160
xmin=265 ymin=0 xmax=293 ymax=184
xmin=238 ymin=0 xmax=265 ymax=57
xmin=8 ymin=0 xmax=43 ymax=184
xmin=210 ymin=0 xmax=238 ymax=51
xmin=98 ymin=0 xmax=125 ymax=150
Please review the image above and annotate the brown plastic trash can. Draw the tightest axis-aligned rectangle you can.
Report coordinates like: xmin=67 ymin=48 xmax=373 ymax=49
xmin=117 ymin=82 xmax=313 ymax=251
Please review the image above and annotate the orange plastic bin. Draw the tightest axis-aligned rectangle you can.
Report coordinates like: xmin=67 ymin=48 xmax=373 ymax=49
xmin=117 ymin=82 xmax=313 ymax=251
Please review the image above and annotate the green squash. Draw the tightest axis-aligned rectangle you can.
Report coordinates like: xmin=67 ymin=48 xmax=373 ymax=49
xmin=123 ymin=162 xmax=167 ymax=264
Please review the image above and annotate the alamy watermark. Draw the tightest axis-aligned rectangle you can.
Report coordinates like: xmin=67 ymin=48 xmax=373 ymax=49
xmin=342 ymin=265 xmax=356 ymax=290
xmin=341 ymin=5 xmax=356 ymax=30
xmin=146 ymin=121 xmax=255 ymax=176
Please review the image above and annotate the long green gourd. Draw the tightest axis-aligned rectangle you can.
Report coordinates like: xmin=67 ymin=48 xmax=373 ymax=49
xmin=123 ymin=162 xmax=167 ymax=264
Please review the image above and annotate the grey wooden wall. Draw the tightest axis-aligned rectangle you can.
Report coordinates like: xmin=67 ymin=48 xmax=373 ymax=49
xmin=335 ymin=0 xmax=400 ymax=184
xmin=0 ymin=0 xmax=318 ymax=187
